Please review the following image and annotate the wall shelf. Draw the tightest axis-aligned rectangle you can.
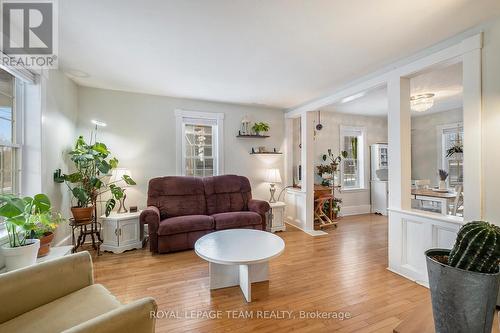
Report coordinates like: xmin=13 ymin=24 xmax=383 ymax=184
xmin=250 ymin=152 xmax=282 ymax=155
xmin=237 ymin=134 xmax=270 ymax=138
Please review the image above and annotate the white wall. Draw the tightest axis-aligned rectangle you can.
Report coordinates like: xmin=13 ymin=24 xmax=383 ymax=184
xmin=40 ymin=70 xmax=79 ymax=245
xmin=411 ymin=108 xmax=463 ymax=186
xmin=313 ymin=112 xmax=388 ymax=213
xmin=482 ymin=18 xmax=500 ymax=223
xmin=75 ymin=87 xmax=285 ymax=211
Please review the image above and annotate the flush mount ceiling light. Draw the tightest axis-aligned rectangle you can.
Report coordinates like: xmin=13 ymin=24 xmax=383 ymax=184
xmin=410 ymin=93 xmax=435 ymax=112
xmin=91 ymin=119 xmax=107 ymax=127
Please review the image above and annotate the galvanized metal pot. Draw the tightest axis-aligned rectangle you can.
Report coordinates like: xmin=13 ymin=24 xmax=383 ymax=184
xmin=425 ymin=249 xmax=500 ymax=333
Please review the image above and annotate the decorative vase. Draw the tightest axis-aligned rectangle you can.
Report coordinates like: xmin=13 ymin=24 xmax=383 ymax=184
xmin=37 ymin=232 xmax=54 ymax=257
xmin=426 ymin=249 xmax=500 ymax=333
xmin=1 ymin=239 xmax=40 ymax=272
xmin=71 ymin=206 xmax=94 ymax=223
xmin=439 ymin=180 xmax=447 ymax=190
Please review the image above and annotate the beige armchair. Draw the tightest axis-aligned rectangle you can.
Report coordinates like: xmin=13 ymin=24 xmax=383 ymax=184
xmin=0 ymin=251 xmax=157 ymax=333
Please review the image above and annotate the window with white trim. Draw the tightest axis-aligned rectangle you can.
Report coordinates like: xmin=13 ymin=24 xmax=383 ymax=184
xmin=176 ymin=110 xmax=224 ymax=177
xmin=0 ymin=70 xmax=20 ymax=196
xmin=441 ymin=124 xmax=463 ymax=187
xmin=340 ymin=126 xmax=365 ymax=190
xmin=0 ymin=70 xmax=22 ymax=232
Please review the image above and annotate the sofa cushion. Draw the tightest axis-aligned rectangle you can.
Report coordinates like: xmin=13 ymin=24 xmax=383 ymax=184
xmin=212 ymin=211 xmax=262 ymax=230
xmin=0 ymin=284 xmax=121 ymax=333
xmin=147 ymin=177 xmax=206 ymax=218
xmin=157 ymin=215 xmax=214 ymax=235
xmin=203 ymin=175 xmax=252 ymax=215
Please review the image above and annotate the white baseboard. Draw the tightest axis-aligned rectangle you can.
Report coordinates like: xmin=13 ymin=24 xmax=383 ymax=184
xmin=340 ymin=204 xmax=371 ymax=216
xmin=284 ymin=220 xmax=328 ymax=236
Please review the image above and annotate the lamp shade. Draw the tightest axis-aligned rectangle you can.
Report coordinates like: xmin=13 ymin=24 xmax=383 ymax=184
xmin=109 ymin=168 xmax=131 ymax=187
xmin=265 ymin=168 xmax=282 ymax=183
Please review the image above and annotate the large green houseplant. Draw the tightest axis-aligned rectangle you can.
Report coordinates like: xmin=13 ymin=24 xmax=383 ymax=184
xmin=0 ymin=193 xmax=61 ymax=271
xmin=425 ymin=221 xmax=500 ymax=332
xmin=54 ymin=135 xmax=136 ymax=221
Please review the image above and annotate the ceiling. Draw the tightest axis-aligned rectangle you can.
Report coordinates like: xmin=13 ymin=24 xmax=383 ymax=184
xmin=326 ymin=62 xmax=463 ymax=116
xmin=59 ymin=0 xmax=500 ymax=109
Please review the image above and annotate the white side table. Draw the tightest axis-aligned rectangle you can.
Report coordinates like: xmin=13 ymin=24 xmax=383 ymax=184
xmin=267 ymin=201 xmax=286 ymax=232
xmin=100 ymin=211 xmax=143 ymax=254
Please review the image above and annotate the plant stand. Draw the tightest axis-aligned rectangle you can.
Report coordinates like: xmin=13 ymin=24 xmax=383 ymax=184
xmin=70 ymin=217 xmax=102 ymax=256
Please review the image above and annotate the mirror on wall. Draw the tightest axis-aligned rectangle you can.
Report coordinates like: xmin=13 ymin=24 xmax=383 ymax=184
xmin=410 ymin=62 xmax=464 ymax=217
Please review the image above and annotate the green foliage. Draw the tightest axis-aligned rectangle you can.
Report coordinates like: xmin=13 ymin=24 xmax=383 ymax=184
xmin=317 ymin=149 xmax=348 ymax=178
xmin=55 ymin=135 xmax=136 ymax=216
xmin=448 ymin=221 xmax=500 ymax=274
xmin=251 ymin=122 xmax=270 ymax=134
xmin=0 ymin=194 xmax=64 ymax=247
xmin=446 ymin=144 xmax=463 ymax=158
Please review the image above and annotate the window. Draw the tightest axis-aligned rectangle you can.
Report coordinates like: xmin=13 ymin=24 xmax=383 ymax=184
xmin=0 ymin=70 xmax=20 ymax=196
xmin=340 ymin=126 xmax=365 ymax=189
xmin=441 ymin=123 xmax=463 ymax=187
xmin=176 ymin=110 xmax=224 ymax=176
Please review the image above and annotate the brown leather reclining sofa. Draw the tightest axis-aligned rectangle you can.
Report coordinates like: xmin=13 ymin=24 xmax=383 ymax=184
xmin=140 ymin=175 xmax=270 ymax=253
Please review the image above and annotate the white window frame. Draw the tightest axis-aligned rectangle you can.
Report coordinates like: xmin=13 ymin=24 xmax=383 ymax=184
xmin=437 ymin=122 xmax=463 ymax=187
xmin=339 ymin=125 xmax=366 ymax=190
xmin=0 ymin=76 xmax=24 ymax=232
xmin=175 ymin=110 xmax=224 ymax=176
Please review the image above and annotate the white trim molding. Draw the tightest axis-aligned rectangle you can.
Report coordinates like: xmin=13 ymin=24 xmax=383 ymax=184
xmin=175 ymin=109 xmax=224 ymax=176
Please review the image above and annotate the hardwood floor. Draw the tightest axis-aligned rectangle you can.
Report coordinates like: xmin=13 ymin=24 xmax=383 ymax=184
xmin=92 ymin=214 xmax=429 ymax=333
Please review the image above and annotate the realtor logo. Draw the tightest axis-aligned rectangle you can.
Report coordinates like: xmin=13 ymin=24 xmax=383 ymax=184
xmin=0 ymin=0 xmax=58 ymax=68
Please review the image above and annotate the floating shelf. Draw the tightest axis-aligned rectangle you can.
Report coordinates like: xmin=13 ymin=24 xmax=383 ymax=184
xmin=250 ymin=152 xmax=282 ymax=155
xmin=237 ymin=134 xmax=270 ymax=138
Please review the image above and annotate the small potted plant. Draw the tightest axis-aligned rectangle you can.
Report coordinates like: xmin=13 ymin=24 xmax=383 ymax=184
xmin=425 ymin=221 xmax=500 ymax=333
xmin=0 ymin=194 xmax=54 ymax=271
xmin=55 ymin=135 xmax=136 ymax=221
xmin=34 ymin=211 xmax=65 ymax=257
xmin=438 ymin=169 xmax=448 ymax=190
xmin=251 ymin=122 xmax=270 ymax=136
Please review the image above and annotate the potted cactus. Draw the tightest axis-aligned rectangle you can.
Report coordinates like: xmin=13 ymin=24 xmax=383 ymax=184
xmin=425 ymin=221 xmax=500 ymax=333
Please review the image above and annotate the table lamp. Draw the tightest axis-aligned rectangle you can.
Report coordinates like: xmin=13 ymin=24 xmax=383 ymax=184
xmin=109 ymin=168 xmax=131 ymax=213
xmin=265 ymin=168 xmax=282 ymax=203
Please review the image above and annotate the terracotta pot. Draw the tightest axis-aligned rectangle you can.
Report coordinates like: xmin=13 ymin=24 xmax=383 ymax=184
xmin=37 ymin=232 xmax=55 ymax=257
xmin=71 ymin=206 xmax=94 ymax=223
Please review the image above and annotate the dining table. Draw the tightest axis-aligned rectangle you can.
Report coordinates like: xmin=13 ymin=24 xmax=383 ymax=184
xmin=411 ymin=188 xmax=457 ymax=215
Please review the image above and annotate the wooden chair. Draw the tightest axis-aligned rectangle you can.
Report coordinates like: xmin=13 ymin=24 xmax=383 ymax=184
xmin=314 ymin=194 xmax=337 ymax=229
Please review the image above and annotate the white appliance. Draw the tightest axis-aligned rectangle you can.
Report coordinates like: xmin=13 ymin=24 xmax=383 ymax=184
xmin=371 ymin=144 xmax=388 ymax=215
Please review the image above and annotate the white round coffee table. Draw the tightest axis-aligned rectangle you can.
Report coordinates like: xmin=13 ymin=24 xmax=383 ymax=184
xmin=195 ymin=229 xmax=285 ymax=302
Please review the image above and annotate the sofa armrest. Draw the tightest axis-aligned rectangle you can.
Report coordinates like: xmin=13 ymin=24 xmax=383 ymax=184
xmin=140 ymin=206 xmax=161 ymax=253
xmin=248 ymin=199 xmax=270 ymax=230
xmin=63 ymin=297 xmax=157 ymax=333
xmin=0 ymin=251 xmax=94 ymax=324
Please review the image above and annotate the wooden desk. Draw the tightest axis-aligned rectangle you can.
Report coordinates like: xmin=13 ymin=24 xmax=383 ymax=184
xmin=394 ymin=298 xmax=499 ymax=333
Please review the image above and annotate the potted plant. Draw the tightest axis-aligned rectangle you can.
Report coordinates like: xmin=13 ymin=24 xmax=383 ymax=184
xmin=54 ymin=136 xmax=136 ymax=221
xmin=438 ymin=169 xmax=448 ymax=190
xmin=0 ymin=194 xmax=53 ymax=271
xmin=317 ymin=149 xmax=348 ymax=185
xmin=34 ymin=211 xmax=65 ymax=257
xmin=446 ymin=143 xmax=463 ymax=157
xmin=251 ymin=122 xmax=270 ymax=136
xmin=425 ymin=221 xmax=500 ymax=333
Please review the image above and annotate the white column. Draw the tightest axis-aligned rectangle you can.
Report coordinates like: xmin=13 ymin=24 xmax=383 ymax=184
xmin=462 ymin=47 xmax=482 ymax=220
xmin=387 ymin=77 xmax=411 ymax=211
xmin=301 ymin=112 xmax=315 ymax=231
